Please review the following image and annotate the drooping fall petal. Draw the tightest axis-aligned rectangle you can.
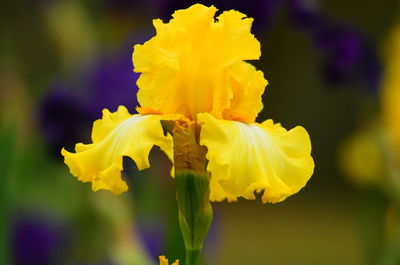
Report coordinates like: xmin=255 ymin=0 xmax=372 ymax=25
xmin=198 ymin=113 xmax=314 ymax=203
xmin=61 ymin=106 xmax=176 ymax=194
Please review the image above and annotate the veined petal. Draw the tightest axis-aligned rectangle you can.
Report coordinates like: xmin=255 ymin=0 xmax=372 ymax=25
xmin=198 ymin=113 xmax=314 ymax=203
xmin=133 ymin=4 xmax=261 ymax=120
xmin=61 ymin=106 xmax=176 ymax=194
xmin=92 ymin=106 xmax=132 ymax=143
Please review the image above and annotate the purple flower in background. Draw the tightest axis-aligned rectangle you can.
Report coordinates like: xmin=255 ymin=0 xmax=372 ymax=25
xmin=39 ymin=85 xmax=93 ymax=156
xmin=287 ymin=0 xmax=381 ymax=89
xmin=85 ymin=46 xmax=139 ymax=116
xmin=39 ymin=38 xmax=141 ymax=156
xmin=155 ymin=0 xmax=282 ymax=32
xmin=11 ymin=212 xmax=70 ymax=265
xmin=135 ymin=219 xmax=165 ymax=259
xmin=287 ymin=0 xmax=323 ymax=30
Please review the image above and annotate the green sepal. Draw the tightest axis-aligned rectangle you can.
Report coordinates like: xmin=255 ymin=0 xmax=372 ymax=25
xmin=176 ymin=169 xmax=213 ymax=264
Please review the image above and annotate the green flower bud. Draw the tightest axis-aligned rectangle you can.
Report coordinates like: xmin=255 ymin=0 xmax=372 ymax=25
xmin=172 ymin=121 xmax=213 ymax=265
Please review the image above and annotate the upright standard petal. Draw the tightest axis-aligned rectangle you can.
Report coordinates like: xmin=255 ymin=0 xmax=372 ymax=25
xmin=198 ymin=113 xmax=314 ymax=203
xmin=222 ymin=62 xmax=267 ymax=123
xmin=61 ymin=106 xmax=175 ymax=194
xmin=133 ymin=4 xmax=261 ymax=119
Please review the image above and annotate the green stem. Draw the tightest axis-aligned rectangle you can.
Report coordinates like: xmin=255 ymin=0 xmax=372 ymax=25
xmin=185 ymin=249 xmax=201 ymax=265
xmin=377 ymin=202 xmax=400 ymax=265
xmin=176 ymin=170 xmax=213 ymax=265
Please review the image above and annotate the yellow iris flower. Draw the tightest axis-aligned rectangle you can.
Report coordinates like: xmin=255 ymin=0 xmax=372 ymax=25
xmin=159 ymin=256 xmax=179 ymax=265
xmin=62 ymin=4 xmax=314 ymax=203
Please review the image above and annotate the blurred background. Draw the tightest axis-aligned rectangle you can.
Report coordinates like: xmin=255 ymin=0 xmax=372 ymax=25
xmin=1 ymin=0 xmax=400 ymax=264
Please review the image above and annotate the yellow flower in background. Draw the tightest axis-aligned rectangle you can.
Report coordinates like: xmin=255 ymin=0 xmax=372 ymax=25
xmin=339 ymin=25 xmax=400 ymax=188
xmin=382 ymin=26 xmax=400 ymax=155
xmin=62 ymin=4 xmax=314 ymax=203
xmin=44 ymin=1 xmax=97 ymax=68
xmin=159 ymin=256 xmax=179 ymax=265
xmin=339 ymin=126 xmax=384 ymax=186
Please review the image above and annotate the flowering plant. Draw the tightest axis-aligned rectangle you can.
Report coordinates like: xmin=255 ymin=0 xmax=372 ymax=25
xmin=62 ymin=4 xmax=314 ymax=264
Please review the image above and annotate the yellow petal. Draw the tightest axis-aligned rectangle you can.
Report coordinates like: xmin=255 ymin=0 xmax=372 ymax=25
xmin=222 ymin=62 xmax=268 ymax=123
xmin=92 ymin=106 xmax=132 ymax=143
xmin=198 ymin=113 xmax=314 ymax=203
xmin=133 ymin=4 xmax=262 ymax=120
xmin=159 ymin=256 xmax=179 ymax=265
xmin=61 ymin=106 xmax=176 ymax=194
